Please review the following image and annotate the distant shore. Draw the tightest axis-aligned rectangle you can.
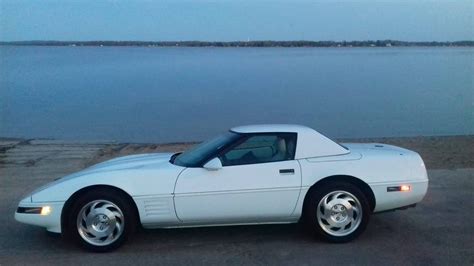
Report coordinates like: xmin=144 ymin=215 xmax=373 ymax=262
xmin=1 ymin=135 xmax=473 ymax=169
xmin=1 ymin=40 xmax=473 ymax=47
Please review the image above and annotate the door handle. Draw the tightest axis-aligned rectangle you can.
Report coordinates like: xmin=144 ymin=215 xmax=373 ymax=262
xmin=279 ymin=169 xmax=295 ymax=174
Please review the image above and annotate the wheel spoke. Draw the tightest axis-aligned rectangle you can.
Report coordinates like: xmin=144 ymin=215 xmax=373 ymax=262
xmin=332 ymin=192 xmax=344 ymax=200
xmin=114 ymin=221 xmax=122 ymax=234
xmin=352 ymin=206 xmax=359 ymax=215
xmin=90 ymin=201 xmax=101 ymax=211
xmin=105 ymin=231 xmax=115 ymax=242
xmin=82 ymin=208 xmax=88 ymax=222
xmin=112 ymin=211 xmax=123 ymax=220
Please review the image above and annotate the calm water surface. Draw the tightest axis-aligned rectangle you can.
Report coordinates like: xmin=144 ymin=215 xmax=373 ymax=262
xmin=0 ymin=47 xmax=472 ymax=143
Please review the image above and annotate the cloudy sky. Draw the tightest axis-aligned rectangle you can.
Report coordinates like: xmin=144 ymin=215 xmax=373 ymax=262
xmin=0 ymin=0 xmax=472 ymax=41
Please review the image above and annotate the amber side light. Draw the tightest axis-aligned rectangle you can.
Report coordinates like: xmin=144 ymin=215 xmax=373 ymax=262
xmin=40 ymin=206 xmax=51 ymax=216
xmin=400 ymin=185 xmax=411 ymax=192
xmin=387 ymin=185 xmax=411 ymax=192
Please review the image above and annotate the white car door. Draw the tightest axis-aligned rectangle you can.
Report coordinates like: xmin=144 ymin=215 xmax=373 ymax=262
xmin=174 ymin=134 xmax=302 ymax=224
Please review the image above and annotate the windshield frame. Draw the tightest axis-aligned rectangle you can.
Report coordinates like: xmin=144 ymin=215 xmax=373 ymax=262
xmin=172 ymin=131 xmax=242 ymax=167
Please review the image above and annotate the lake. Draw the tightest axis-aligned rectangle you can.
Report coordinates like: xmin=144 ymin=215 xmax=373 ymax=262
xmin=0 ymin=46 xmax=472 ymax=143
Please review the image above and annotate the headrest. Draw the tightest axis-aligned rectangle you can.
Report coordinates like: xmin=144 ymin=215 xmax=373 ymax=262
xmin=277 ymin=138 xmax=286 ymax=154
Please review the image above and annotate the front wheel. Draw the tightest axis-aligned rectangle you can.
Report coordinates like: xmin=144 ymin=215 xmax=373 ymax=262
xmin=65 ymin=189 xmax=137 ymax=252
xmin=304 ymin=182 xmax=370 ymax=243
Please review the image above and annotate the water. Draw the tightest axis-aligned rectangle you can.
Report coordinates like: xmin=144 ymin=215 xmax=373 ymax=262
xmin=0 ymin=46 xmax=472 ymax=143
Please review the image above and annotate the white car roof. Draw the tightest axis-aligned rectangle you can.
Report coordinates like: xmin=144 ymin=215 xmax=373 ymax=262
xmin=230 ymin=124 xmax=349 ymax=159
xmin=231 ymin=124 xmax=312 ymax=134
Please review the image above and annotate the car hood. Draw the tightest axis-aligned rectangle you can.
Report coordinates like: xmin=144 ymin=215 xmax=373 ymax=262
xmin=65 ymin=152 xmax=176 ymax=179
xmin=87 ymin=153 xmax=175 ymax=171
xmin=29 ymin=153 xmax=177 ymax=197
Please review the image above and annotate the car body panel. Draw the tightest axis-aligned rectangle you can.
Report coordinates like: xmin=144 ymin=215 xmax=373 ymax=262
xmin=133 ymin=194 xmax=179 ymax=226
xmin=174 ymin=160 xmax=302 ymax=223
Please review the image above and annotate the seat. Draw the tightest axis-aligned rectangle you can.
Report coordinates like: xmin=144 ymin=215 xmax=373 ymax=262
xmin=271 ymin=138 xmax=288 ymax=161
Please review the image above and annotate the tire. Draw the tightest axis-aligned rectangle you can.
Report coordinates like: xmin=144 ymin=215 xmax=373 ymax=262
xmin=64 ymin=188 xmax=137 ymax=252
xmin=303 ymin=182 xmax=370 ymax=243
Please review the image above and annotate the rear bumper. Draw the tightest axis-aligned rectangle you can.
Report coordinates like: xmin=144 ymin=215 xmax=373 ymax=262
xmin=15 ymin=201 xmax=64 ymax=233
xmin=370 ymin=179 xmax=428 ymax=213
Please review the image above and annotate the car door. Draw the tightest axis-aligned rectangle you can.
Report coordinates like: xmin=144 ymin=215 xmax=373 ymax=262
xmin=174 ymin=133 xmax=302 ymax=224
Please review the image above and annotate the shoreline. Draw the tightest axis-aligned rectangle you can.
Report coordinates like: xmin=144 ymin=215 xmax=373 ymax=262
xmin=1 ymin=133 xmax=473 ymax=145
xmin=2 ymin=45 xmax=473 ymax=49
xmin=1 ymin=135 xmax=473 ymax=170
xmin=1 ymin=40 xmax=473 ymax=48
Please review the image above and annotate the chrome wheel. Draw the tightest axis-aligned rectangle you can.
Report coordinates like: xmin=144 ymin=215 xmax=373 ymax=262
xmin=76 ymin=200 xmax=125 ymax=246
xmin=316 ymin=190 xmax=362 ymax=237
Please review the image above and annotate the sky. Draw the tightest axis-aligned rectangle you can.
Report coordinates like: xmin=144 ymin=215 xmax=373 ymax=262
xmin=0 ymin=0 xmax=472 ymax=42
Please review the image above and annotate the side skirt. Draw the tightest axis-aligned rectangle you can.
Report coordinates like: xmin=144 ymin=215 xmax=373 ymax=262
xmin=142 ymin=220 xmax=299 ymax=229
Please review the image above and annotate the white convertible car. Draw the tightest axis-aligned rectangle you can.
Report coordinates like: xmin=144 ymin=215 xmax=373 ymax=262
xmin=15 ymin=125 xmax=428 ymax=251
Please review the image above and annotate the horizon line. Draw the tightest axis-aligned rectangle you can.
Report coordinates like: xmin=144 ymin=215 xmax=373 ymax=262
xmin=1 ymin=39 xmax=473 ymax=42
xmin=2 ymin=39 xmax=473 ymax=48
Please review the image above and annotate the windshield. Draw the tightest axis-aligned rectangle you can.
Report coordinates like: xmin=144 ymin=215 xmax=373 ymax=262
xmin=173 ymin=132 xmax=240 ymax=167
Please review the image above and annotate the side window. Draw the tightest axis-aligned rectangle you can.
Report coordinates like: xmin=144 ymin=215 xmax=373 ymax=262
xmin=219 ymin=133 xmax=297 ymax=166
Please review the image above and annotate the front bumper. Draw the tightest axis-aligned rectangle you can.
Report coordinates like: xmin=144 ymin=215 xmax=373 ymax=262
xmin=15 ymin=199 xmax=65 ymax=233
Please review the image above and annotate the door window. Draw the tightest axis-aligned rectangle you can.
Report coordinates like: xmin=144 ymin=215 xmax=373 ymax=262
xmin=219 ymin=133 xmax=296 ymax=166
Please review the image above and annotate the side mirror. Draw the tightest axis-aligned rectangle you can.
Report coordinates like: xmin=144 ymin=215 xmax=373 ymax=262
xmin=203 ymin=157 xmax=222 ymax=171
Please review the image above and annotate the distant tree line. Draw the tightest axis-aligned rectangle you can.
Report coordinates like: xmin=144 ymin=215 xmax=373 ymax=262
xmin=1 ymin=40 xmax=473 ymax=47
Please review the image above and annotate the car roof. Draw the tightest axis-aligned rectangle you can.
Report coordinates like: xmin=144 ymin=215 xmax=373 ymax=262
xmin=230 ymin=124 xmax=314 ymax=134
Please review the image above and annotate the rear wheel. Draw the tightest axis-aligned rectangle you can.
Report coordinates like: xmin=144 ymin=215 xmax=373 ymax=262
xmin=64 ymin=189 xmax=137 ymax=252
xmin=304 ymin=182 xmax=370 ymax=242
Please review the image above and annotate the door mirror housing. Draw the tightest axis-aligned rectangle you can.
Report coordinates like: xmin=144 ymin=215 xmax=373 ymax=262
xmin=203 ymin=157 xmax=222 ymax=171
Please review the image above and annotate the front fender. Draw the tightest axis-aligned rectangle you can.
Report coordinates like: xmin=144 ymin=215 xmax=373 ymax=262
xmin=31 ymin=167 xmax=182 ymax=202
